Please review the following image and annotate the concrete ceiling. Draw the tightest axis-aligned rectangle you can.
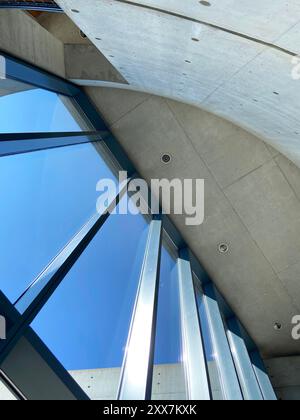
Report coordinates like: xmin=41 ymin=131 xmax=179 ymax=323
xmin=56 ymin=0 xmax=300 ymax=170
xmin=87 ymin=86 xmax=300 ymax=358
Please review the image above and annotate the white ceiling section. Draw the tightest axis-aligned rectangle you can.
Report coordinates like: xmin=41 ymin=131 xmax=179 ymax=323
xmin=57 ymin=0 xmax=300 ymax=168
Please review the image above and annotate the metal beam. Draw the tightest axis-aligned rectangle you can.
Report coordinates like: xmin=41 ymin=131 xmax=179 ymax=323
xmin=226 ymin=317 xmax=263 ymax=400
xmin=250 ymin=350 xmax=277 ymax=400
xmin=202 ymin=282 xmax=243 ymax=400
xmin=177 ymin=248 xmax=210 ymax=400
xmin=0 ymin=131 xmax=109 ymax=157
xmin=118 ymin=218 xmax=162 ymax=400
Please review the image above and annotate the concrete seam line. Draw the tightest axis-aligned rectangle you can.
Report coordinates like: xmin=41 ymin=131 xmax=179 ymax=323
xmin=115 ymin=0 xmax=297 ymax=57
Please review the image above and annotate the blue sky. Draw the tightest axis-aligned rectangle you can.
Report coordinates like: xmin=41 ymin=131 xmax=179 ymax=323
xmin=0 ymin=88 xmax=184 ymax=375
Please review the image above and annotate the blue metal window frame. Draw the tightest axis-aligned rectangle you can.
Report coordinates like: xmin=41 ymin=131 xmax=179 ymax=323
xmin=0 ymin=2 xmax=62 ymax=12
xmin=0 ymin=51 xmax=276 ymax=400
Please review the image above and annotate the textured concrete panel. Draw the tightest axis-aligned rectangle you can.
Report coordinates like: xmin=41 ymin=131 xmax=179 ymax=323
xmin=56 ymin=0 xmax=300 ymax=170
xmin=65 ymin=44 xmax=127 ymax=85
xmin=167 ymin=99 xmax=272 ymax=188
xmin=70 ymin=364 xmax=186 ymax=400
xmin=265 ymin=356 xmax=300 ymax=400
xmin=0 ymin=10 xmax=65 ymax=77
xmin=123 ymin=0 xmax=300 ymax=49
xmin=106 ymin=93 xmax=299 ymax=357
xmin=85 ymin=87 xmax=150 ymax=126
xmin=225 ymin=160 xmax=300 ymax=274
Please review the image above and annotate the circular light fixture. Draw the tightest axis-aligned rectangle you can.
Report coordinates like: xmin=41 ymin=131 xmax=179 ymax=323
xmin=199 ymin=1 xmax=211 ymax=6
xmin=274 ymin=322 xmax=282 ymax=331
xmin=161 ymin=153 xmax=172 ymax=164
xmin=218 ymin=243 xmax=229 ymax=254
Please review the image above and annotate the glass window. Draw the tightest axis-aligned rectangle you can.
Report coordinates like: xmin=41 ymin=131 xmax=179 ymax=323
xmin=0 ymin=78 xmax=89 ymax=133
xmin=194 ymin=278 xmax=224 ymax=400
xmin=0 ymin=142 xmax=116 ymax=303
xmin=0 ymin=376 xmax=18 ymax=400
xmin=31 ymin=197 xmax=149 ymax=400
xmin=152 ymin=241 xmax=187 ymax=400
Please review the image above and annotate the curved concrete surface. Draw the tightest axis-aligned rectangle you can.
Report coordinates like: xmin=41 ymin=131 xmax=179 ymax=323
xmin=87 ymin=86 xmax=300 ymax=358
xmin=57 ymin=0 xmax=300 ymax=169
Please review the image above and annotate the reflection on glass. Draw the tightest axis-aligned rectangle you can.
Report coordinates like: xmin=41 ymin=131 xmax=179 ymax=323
xmin=0 ymin=78 xmax=89 ymax=132
xmin=194 ymin=278 xmax=224 ymax=400
xmin=31 ymin=197 xmax=149 ymax=400
xmin=0 ymin=377 xmax=18 ymax=400
xmin=0 ymin=142 xmax=116 ymax=302
xmin=152 ymin=243 xmax=187 ymax=400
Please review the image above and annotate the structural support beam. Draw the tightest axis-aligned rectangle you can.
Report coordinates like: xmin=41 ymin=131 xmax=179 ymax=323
xmin=118 ymin=218 xmax=162 ymax=400
xmin=250 ymin=350 xmax=277 ymax=401
xmin=202 ymin=283 xmax=243 ymax=400
xmin=0 ymin=131 xmax=108 ymax=157
xmin=226 ymin=317 xmax=263 ymax=400
xmin=177 ymin=248 xmax=210 ymax=400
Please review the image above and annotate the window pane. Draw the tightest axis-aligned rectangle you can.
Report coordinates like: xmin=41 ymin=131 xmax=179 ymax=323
xmin=31 ymin=198 xmax=149 ymax=400
xmin=0 ymin=377 xmax=18 ymax=401
xmin=152 ymin=243 xmax=187 ymax=400
xmin=0 ymin=78 xmax=89 ymax=132
xmin=0 ymin=142 xmax=116 ymax=302
xmin=194 ymin=280 xmax=225 ymax=400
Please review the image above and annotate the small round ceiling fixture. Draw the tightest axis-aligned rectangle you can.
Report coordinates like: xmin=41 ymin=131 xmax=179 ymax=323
xmin=274 ymin=322 xmax=282 ymax=331
xmin=161 ymin=153 xmax=172 ymax=164
xmin=199 ymin=1 xmax=211 ymax=6
xmin=218 ymin=243 xmax=229 ymax=254
xmin=71 ymin=9 xmax=80 ymax=13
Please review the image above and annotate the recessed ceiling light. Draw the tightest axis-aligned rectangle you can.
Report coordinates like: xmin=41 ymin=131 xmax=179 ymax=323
xmin=161 ymin=153 xmax=172 ymax=164
xmin=218 ymin=243 xmax=229 ymax=254
xmin=192 ymin=37 xmax=200 ymax=42
xmin=274 ymin=322 xmax=282 ymax=331
xmin=79 ymin=30 xmax=87 ymax=39
xmin=71 ymin=9 xmax=80 ymax=13
xmin=199 ymin=1 xmax=211 ymax=6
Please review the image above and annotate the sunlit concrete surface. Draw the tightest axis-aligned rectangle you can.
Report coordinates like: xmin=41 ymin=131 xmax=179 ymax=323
xmin=57 ymin=0 xmax=300 ymax=169
xmin=70 ymin=363 xmax=222 ymax=400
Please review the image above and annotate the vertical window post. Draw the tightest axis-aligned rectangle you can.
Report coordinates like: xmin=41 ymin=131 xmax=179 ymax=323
xmin=118 ymin=217 xmax=162 ymax=400
xmin=177 ymin=248 xmax=210 ymax=400
xmin=202 ymin=283 xmax=243 ymax=400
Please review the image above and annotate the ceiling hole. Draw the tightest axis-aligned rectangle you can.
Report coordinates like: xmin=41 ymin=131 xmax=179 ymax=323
xmin=185 ymin=60 xmax=192 ymax=64
xmin=95 ymin=37 xmax=102 ymax=41
xmin=192 ymin=37 xmax=200 ymax=42
xmin=218 ymin=243 xmax=229 ymax=254
xmin=199 ymin=1 xmax=211 ymax=6
xmin=71 ymin=9 xmax=80 ymax=13
xmin=274 ymin=322 xmax=282 ymax=331
xmin=79 ymin=30 xmax=87 ymax=39
xmin=161 ymin=153 xmax=172 ymax=164
xmin=273 ymin=91 xmax=279 ymax=95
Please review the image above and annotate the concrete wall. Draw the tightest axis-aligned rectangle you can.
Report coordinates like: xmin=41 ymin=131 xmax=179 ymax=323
xmin=69 ymin=362 xmax=222 ymax=400
xmin=265 ymin=356 xmax=300 ymax=400
xmin=0 ymin=10 xmax=65 ymax=77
